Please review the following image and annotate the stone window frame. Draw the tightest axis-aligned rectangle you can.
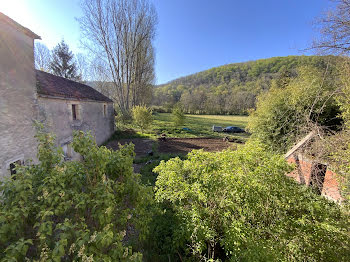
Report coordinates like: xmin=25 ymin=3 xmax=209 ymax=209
xmin=67 ymin=101 xmax=83 ymax=126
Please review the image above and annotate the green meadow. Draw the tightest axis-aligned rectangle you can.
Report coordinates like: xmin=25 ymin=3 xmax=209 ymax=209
xmin=151 ymin=113 xmax=249 ymax=138
xmin=110 ymin=113 xmax=250 ymax=143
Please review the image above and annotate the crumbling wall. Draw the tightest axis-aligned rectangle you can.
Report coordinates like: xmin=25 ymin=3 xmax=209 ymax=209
xmin=287 ymin=154 xmax=343 ymax=203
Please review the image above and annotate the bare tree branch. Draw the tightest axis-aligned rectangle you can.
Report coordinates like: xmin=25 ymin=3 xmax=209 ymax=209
xmin=78 ymin=0 xmax=157 ymax=116
xmin=34 ymin=42 xmax=51 ymax=72
xmin=313 ymin=0 xmax=350 ymax=55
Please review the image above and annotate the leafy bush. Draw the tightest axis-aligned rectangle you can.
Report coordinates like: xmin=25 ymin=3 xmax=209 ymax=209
xmin=132 ymin=106 xmax=153 ymax=133
xmin=247 ymin=66 xmax=341 ymax=152
xmin=0 ymin=129 xmax=152 ymax=261
xmin=154 ymin=140 xmax=350 ymax=261
xmin=172 ymin=106 xmax=185 ymax=127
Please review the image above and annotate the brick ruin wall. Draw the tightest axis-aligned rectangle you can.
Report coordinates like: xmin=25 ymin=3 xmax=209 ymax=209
xmin=287 ymin=154 xmax=343 ymax=203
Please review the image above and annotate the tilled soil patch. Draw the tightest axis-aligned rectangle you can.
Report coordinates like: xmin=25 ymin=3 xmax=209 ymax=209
xmin=106 ymin=137 xmax=237 ymax=173
xmin=106 ymin=138 xmax=154 ymax=157
xmin=158 ymin=137 xmax=236 ymax=154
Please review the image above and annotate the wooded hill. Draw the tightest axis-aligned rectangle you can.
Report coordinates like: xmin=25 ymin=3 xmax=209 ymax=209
xmin=153 ymin=55 xmax=341 ymax=115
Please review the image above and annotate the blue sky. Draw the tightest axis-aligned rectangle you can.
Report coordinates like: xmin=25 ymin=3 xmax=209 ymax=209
xmin=1 ymin=0 xmax=334 ymax=84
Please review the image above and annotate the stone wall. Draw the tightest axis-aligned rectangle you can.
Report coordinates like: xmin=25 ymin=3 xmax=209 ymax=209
xmin=38 ymin=97 xmax=114 ymax=159
xmin=0 ymin=22 xmax=38 ymax=179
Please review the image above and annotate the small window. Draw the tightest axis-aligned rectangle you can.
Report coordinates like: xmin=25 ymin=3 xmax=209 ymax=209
xmin=72 ymin=104 xmax=80 ymax=120
xmin=9 ymin=160 xmax=22 ymax=176
xmin=103 ymin=104 xmax=107 ymax=117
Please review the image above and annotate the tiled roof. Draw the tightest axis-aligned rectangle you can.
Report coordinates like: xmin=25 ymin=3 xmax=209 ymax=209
xmin=0 ymin=12 xmax=41 ymax=39
xmin=36 ymin=70 xmax=113 ymax=103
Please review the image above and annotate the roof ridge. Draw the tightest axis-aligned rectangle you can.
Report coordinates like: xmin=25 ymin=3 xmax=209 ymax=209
xmin=36 ymin=69 xmax=88 ymax=86
xmin=35 ymin=70 xmax=113 ymax=103
xmin=0 ymin=12 xmax=41 ymax=39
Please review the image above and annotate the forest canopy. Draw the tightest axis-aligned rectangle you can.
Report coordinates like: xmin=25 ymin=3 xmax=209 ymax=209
xmin=153 ymin=55 xmax=343 ymax=115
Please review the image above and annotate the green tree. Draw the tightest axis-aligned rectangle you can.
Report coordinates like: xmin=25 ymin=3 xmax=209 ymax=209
xmin=154 ymin=141 xmax=350 ymax=261
xmin=50 ymin=39 xmax=80 ymax=81
xmin=132 ymin=106 xmax=153 ymax=133
xmin=247 ymin=66 xmax=341 ymax=152
xmin=0 ymin=128 xmax=152 ymax=261
xmin=172 ymin=105 xmax=185 ymax=127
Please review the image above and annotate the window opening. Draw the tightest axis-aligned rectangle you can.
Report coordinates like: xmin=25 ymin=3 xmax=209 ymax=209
xmin=72 ymin=104 xmax=77 ymax=120
xmin=103 ymin=104 xmax=107 ymax=116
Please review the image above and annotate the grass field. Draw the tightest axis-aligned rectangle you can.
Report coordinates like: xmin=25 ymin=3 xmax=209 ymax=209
xmin=152 ymin=113 xmax=249 ymax=139
xmin=113 ymin=113 xmax=250 ymax=140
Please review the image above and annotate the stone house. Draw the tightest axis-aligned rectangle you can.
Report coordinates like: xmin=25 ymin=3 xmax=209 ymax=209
xmin=0 ymin=13 xmax=114 ymax=178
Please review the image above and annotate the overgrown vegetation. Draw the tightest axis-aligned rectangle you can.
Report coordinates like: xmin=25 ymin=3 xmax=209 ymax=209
xmin=325 ymin=61 xmax=350 ymax=207
xmin=153 ymin=141 xmax=350 ymax=261
xmin=7 ymin=2 xmax=350 ymax=261
xmin=3 ymin=124 xmax=349 ymax=261
xmin=0 ymin=128 xmax=152 ymax=261
xmin=247 ymin=66 xmax=342 ymax=152
xmin=244 ymin=60 xmax=350 ymax=204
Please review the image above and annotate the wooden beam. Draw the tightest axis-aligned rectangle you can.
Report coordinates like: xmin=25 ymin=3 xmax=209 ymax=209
xmin=285 ymin=131 xmax=315 ymax=159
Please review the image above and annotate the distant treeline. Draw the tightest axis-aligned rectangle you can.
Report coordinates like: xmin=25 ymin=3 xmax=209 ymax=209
xmin=152 ymin=55 xmax=342 ymax=115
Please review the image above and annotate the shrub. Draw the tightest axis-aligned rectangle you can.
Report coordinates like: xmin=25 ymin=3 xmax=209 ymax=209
xmin=154 ymin=140 xmax=350 ymax=261
xmin=172 ymin=106 xmax=185 ymax=127
xmin=247 ymin=66 xmax=341 ymax=152
xmin=132 ymin=106 xmax=153 ymax=133
xmin=0 ymin=128 xmax=152 ymax=261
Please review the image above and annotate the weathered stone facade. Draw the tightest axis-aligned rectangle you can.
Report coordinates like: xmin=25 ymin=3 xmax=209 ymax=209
xmin=38 ymin=97 xmax=114 ymax=158
xmin=0 ymin=13 xmax=115 ymax=178
xmin=0 ymin=15 xmax=40 ymax=179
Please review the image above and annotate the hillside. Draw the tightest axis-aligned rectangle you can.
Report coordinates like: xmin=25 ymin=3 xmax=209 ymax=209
xmin=153 ymin=55 xmax=341 ymax=115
